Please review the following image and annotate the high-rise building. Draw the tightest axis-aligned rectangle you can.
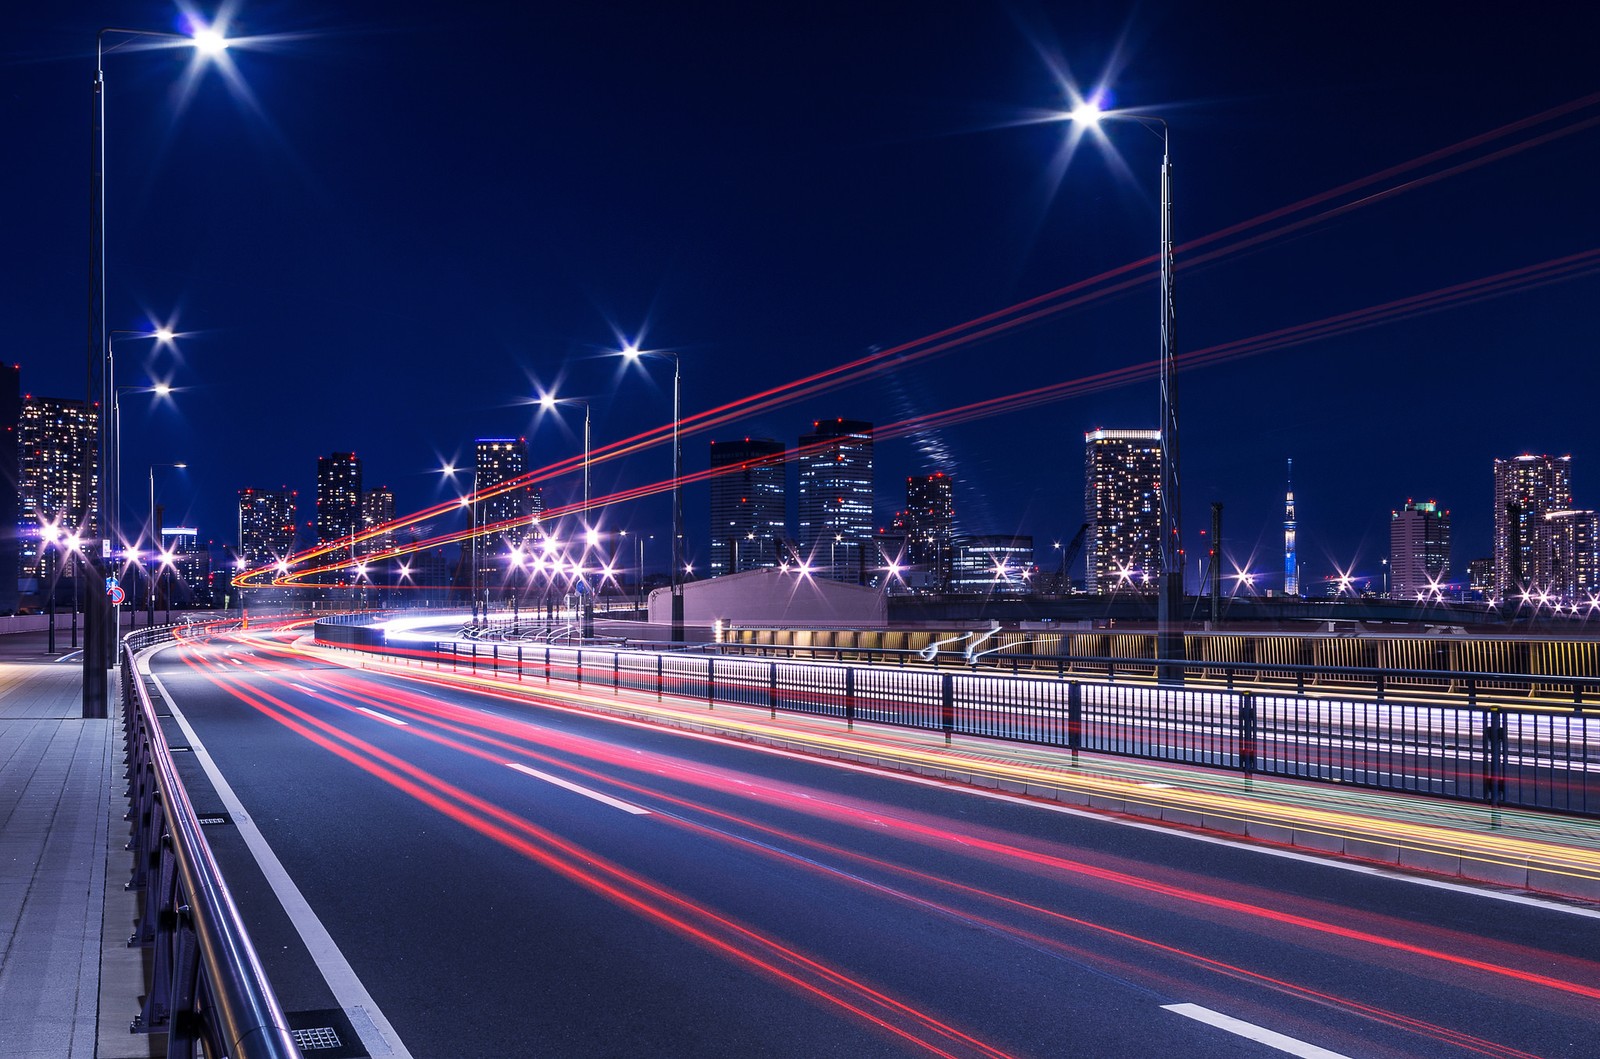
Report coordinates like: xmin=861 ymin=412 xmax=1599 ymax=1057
xmin=18 ymin=396 xmax=99 ymax=585
xmin=237 ymin=488 xmax=298 ymax=569
xmin=905 ymin=473 xmax=955 ymax=591
xmin=474 ymin=438 xmax=534 ymax=552
xmin=1390 ymin=499 xmax=1451 ymax=600
xmin=1492 ymin=454 xmax=1572 ymax=600
xmin=797 ymin=418 xmax=873 ymax=582
xmin=708 ymin=437 xmax=786 ymax=575
xmin=361 ymin=486 xmax=396 ymax=557
xmin=1084 ymin=428 xmax=1160 ymax=594
xmin=315 ymin=452 xmax=363 ymax=546
xmin=157 ymin=526 xmax=210 ymax=607
xmin=1466 ymin=557 xmax=1494 ymax=600
xmin=1284 ymin=459 xmax=1299 ymax=596
xmin=1544 ymin=509 xmax=1599 ymax=605
xmin=949 ymin=535 xmax=1034 ymax=595
xmin=0 ymin=365 xmax=20 ymax=614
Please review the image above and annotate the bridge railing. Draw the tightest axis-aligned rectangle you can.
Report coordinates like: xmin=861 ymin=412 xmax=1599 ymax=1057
xmin=319 ymin=630 xmax=1600 ymax=819
xmin=121 ymin=622 xmax=303 ymax=1058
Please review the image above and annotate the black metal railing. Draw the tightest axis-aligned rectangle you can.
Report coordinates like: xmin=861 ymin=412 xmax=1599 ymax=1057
xmin=121 ymin=623 xmax=303 ymax=1058
xmin=313 ymin=624 xmax=1600 ymax=819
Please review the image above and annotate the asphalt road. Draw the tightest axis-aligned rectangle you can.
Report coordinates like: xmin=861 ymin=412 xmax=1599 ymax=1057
xmin=147 ymin=630 xmax=1600 ymax=1058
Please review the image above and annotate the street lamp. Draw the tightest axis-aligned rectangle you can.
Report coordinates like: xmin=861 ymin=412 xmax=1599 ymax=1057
xmin=108 ymin=330 xmax=175 ymax=567
xmin=88 ymin=24 xmax=229 ymax=716
xmin=148 ymin=462 xmax=185 ymax=625
xmin=1068 ymin=96 xmax=1183 ymax=676
xmin=540 ymin=393 xmax=595 ymax=638
xmin=621 ymin=346 xmax=683 ymax=641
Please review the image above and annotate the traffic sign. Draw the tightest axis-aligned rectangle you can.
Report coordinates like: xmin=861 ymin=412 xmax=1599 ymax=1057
xmin=106 ymin=576 xmax=126 ymax=606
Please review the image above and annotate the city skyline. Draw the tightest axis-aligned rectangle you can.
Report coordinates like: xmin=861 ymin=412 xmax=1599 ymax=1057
xmin=6 ymin=2 xmax=1598 ymax=596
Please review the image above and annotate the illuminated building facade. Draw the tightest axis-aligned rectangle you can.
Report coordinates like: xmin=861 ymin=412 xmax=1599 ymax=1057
xmin=797 ymin=418 xmax=873 ymax=582
xmin=1389 ymin=500 xmax=1451 ymax=600
xmin=1544 ymin=510 xmax=1598 ymax=605
xmin=0 ymin=365 xmax=18 ymax=614
xmin=475 ymin=438 xmax=534 ymax=553
xmin=905 ymin=473 xmax=955 ymax=591
xmin=1492 ymin=454 xmax=1572 ymax=601
xmin=361 ymin=486 xmax=396 ymax=557
xmin=949 ymin=535 xmax=1034 ymax=595
xmin=237 ymin=488 xmax=298 ymax=569
xmin=708 ymin=437 xmax=786 ymax=575
xmin=315 ymin=452 xmax=363 ymax=546
xmin=18 ymin=396 xmax=99 ymax=584
xmin=1084 ymin=429 xmax=1160 ymax=594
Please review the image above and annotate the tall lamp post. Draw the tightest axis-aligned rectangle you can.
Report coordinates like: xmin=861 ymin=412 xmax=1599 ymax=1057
xmin=87 ymin=24 xmax=228 ymax=717
xmin=147 ymin=462 xmax=185 ymax=625
xmin=621 ymin=346 xmax=683 ymax=641
xmin=540 ymin=394 xmax=595 ymax=638
xmin=1068 ymin=98 xmax=1184 ymax=678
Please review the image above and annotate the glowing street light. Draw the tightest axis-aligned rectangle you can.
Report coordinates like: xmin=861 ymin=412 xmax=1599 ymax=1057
xmin=88 ymin=25 xmax=233 ymax=713
xmin=1067 ymin=92 xmax=1183 ymax=675
xmin=621 ymin=344 xmax=684 ymax=640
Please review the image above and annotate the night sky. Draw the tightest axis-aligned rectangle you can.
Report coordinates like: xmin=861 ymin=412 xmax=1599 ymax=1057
xmin=9 ymin=1 xmax=1599 ymax=589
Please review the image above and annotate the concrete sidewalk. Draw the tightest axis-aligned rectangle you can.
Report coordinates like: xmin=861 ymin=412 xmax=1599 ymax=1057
xmin=0 ymin=640 xmax=115 ymax=1057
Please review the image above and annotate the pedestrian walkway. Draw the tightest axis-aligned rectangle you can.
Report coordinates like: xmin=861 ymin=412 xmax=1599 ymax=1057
xmin=0 ymin=643 xmax=113 ymax=1057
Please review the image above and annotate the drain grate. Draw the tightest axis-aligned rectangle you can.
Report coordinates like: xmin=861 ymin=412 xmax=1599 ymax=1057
xmin=293 ymin=1026 xmax=342 ymax=1050
xmin=286 ymin=1008 xmax=367 ymax=1058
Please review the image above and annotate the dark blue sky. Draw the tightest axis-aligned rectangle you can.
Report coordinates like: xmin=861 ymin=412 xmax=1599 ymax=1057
xmin=9 ymin=1 xmax=1600 ymax=588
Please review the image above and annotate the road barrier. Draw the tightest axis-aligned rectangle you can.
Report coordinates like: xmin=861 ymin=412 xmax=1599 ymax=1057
xmin=315 ymin=622 xmax=1600 ymax=819
xmin=121 ymin=622 xmax=303 ymax=1058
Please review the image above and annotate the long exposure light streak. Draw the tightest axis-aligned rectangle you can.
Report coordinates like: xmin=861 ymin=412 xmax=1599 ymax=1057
xmin=187 ymin=632 xmax=1600 ymax=1019
xmin=240 ymin=93 xmax=1600 ymax=591
xmin=175 ymin=642 xmax=1019 ymax=1059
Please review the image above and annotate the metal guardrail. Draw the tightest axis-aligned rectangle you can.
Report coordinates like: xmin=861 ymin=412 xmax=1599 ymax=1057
xmin=121 ymin=622 xmax=303 ymax=1058
xmin=318 ymin=627 xmax=1600 ymax=819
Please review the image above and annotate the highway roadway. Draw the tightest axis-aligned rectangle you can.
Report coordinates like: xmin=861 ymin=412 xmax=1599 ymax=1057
xmin=145 ymin=628 xmax=1599 ymax=1058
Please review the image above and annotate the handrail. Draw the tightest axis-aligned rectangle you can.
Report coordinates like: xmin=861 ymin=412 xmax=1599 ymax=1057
xmin=122 ymin=626 xmax=302 ymax=1057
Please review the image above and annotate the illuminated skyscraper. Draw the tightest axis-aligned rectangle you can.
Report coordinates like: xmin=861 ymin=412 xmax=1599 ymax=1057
xmin=905 ymin=473 xmax=955 ymax=591
xmin=315 ymin=452 xmax=363 ymax=546
xmin=1284 ymin=459 xmax=1299 ymax=596
xmin=1084 ymin=429 xmax=1160 ymax=594
xmin=1544 ymin=509 xmax=1598 ymax=605
xmin=237 ymin=488 xmax=298 ymax=568
xmin=949 ymin=535 xmax=1033 ymax=595
xmin=1389 ymin=500 xmax=1451 ymax=600
xmin=708 ymin=437 xmax=786 ymax=575
xmin=18 ymin=396 xmax=99 ymax=580
xmin=361 ymin=486 xmax=396 ymax=557
xmin=1492 ymin=454 xmax=1572 ymax=601
xmin=474 ymin=438 xmax=534 ymax=555
xmin=0 ymin=365 xmax=19 ymax=614
xmin=797 ymin=418 xmax=873 ymax=582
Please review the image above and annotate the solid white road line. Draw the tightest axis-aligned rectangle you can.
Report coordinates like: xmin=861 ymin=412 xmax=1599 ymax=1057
xmin=505 ymin=762 xmax=651 ymax=815
xmin=1162 ymin=1003 xmax=1351 ymax=1059
xmin=148 ymin=661 xmax=415 ymax=1059
xmin=355 ymin=706 xmax=409 ymax=727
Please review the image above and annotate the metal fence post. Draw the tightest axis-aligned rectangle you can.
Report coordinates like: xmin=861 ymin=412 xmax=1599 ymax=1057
xmin=707 ymin=657 xmax=715 ymax=708
xmin=576 ymin=649 xmax=583 ymax=687
xmin=517 ymin=645 xmax=523 ymax=681
xmin=1239 ymin=691 xmax=1257 ymax=775
xmin=657 ymin=654 xmax=664 ymax=701
xmin=545 ymin=647 xmax=551 ymax=684
xmin=1482 ymin=706 xmax=1506 ymax=805
xmin=769 ymin=662 xmax=778 ymax=718
xmin=941 ymin=673 xmax=954 ymax=744
xmin=614 ymin=652 xmax=620 ymax=692
xmin=1068 ymin=681 xmax=1082 ymax=752
xmin=845 ymin=667 xmax=856 ymax=730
